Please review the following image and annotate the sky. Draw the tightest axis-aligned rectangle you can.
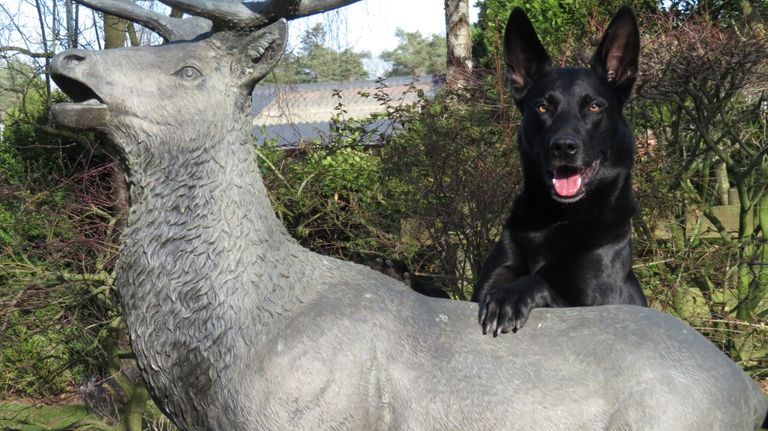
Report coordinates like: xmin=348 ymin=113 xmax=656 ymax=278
xmin=289 ymin=0 xmax=479 ymax=54
xmin=288 ymin=0 xmax=480 ymax=76
xmin=3 ymin=0 xmax=479 ymax=77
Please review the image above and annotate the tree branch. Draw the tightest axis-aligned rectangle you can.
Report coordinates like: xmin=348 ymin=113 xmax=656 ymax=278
xmin=0 ymin=46 xmax=54 ymax=58
xmin=736 ymin=144 xmax=768 ymax=185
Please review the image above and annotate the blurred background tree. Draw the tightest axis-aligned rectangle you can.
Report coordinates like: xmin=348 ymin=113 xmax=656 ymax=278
xmin=472 ymin=0 xmax=659 ymax=69
xmin=267 ymin=23 xmax=371 ymax=83
xmin=380 ymin=29 xmax=446 ymax=77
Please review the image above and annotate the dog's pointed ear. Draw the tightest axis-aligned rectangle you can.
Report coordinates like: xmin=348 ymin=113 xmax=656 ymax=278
xmin=504 ymin=8 xmax=551 ymax=95
xmin=590 ymin=7 xmax=640 ymax=102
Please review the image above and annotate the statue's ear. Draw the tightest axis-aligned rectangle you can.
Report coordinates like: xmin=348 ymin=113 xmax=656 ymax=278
xmin=236 ymin=19 xmax=288 ymax=89
xmin=590 ymin=7 xmax=639 ymax=102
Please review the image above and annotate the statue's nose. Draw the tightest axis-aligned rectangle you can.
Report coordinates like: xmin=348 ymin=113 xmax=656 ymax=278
xmin=50 ymin=49 xmax=91 ymax=74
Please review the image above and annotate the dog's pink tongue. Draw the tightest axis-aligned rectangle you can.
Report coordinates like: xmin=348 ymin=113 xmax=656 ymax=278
xmin=553 ymin=168 xmax=582 ymax=197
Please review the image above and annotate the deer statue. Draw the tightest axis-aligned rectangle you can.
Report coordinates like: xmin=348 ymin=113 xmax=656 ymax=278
xmin=49 ymin=0 xmax=767 ymax=429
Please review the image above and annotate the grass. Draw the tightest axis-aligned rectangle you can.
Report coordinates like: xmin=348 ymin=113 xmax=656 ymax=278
xmin=0 ymin=400 xmax=113 ymax=431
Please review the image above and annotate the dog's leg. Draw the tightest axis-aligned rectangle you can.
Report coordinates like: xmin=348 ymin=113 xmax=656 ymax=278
xmin=478 ymin=275 xmax=562 ymax=336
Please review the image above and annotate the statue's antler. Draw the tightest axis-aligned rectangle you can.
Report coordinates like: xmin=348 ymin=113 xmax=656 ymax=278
xmin=74 ymin=0 xmax=363 ymax=41
xmin=157 ymin=0 xmax=361 ymax=31
xmin=74 ymin=0 xmax=210 ymax=41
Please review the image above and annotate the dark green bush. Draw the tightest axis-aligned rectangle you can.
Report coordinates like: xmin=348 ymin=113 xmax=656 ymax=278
xmin=0 ymin=79 xmax=116 ymax=399
xmin=259 ymin=79 xmax=520 ymax=298
xmin=1 ymin=300 xmax=93 ymax=397
xmin=628 ymin=14 xmax=768 ymax=376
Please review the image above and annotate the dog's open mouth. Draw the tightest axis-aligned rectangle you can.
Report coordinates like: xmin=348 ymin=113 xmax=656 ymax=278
xmin=550 ymin=159 xmax=600 ymax=202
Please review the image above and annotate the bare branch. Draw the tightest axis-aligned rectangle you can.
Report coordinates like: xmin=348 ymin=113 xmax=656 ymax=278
xmin=0 ymin=46 xmax=54 ymax=58
xmin=736 ymin=144 xmax=768 ymax=185
xmin=74 ymin=0 xmax=211 ymax=41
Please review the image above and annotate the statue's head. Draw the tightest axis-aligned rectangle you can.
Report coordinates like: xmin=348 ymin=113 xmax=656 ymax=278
xmin=51 ymin=22 xmax=286 ymax=154
xmin=49 ymin=0 xmax=361 ymax=155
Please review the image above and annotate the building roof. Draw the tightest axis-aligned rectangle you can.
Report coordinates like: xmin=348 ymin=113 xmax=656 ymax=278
xmin=251 ymin=75 xmax=441 ymax=147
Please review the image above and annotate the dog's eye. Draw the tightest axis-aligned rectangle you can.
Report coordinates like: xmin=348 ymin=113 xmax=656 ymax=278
xmin=535 ymin=103 xmax=549 ymax=114
xmin=588 ymin=102 xmax=603 ymax=113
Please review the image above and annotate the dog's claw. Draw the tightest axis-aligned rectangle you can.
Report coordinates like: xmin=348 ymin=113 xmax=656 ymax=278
xmin=493 ymin=322 xmax=505 ymax=337
xmin=477 ymin=277 xmax=550 ymax=335
xmin=484 ymin=299 xmax=499 ymax=335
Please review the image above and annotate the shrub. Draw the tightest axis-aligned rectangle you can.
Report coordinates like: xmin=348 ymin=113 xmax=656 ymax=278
xmin=259 ymin=78 xmax=521 ymax=298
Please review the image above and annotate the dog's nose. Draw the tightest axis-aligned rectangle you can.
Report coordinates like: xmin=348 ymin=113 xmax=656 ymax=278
xmin=550 ymin=137 xmax=581 ymax=160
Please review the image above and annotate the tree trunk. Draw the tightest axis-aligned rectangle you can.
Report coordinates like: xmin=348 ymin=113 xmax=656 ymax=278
xmin=65 ymin=0 xmax=77 ymax=49
xmin=103 ymin=15 xmax=147 ymax=431
xmin=735 ymin=182 xmax=753 ymax=321
xmin=102 ymin=13 xmax=131 ymax=266
xmin=715 ymin=161 xmax=730 ymax=205
xmin=34 ymin=0 xmax=51 ymax=97
xmin=444 ymin=0 xmax=472 ymax=88
xmin=104 ymin=14 xmax=127 ymax=49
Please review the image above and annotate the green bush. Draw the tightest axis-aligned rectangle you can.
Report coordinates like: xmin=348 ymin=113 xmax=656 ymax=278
xmin=1 ymin=304 xmax=92 ymax=397
xmin=259 ymin=139 xmax=409 ymax=261
xmin=259 ymin=79 xmax=520 ymax=298
xmin=377 ymin=85 xmax=521 ymax=297
xmin=628 ymin=14 xmax=768 ymax=376
xmin=472 ymin=0 xmax=658 ymax=69
xmin=0 ymin=74 xmax=117 ymax=399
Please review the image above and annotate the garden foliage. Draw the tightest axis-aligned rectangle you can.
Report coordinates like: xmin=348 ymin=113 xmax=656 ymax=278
xmin=1 ymin=3 xmax=768 ymax=428
xmin=258 ymin=78 xmax=520 ymax=298
xmin=0 ymin=85 xmax=109 ymax=398
xmin=261 ymin=6 xmax=768 ymax=379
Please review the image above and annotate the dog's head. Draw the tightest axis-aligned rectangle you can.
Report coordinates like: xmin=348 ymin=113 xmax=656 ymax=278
xmin=505 ymin=7 xmax=639 ymax=204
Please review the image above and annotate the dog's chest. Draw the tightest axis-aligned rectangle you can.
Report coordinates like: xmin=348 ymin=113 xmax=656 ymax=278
xmin=513 ymin=223 xmax=586 ymax=272
xmin=518 ymin=230 xmax=550 ymax=274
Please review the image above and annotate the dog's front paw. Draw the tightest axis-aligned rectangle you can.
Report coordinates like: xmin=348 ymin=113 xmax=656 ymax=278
xmin=477 ymin=276 xmax=548 ymax=336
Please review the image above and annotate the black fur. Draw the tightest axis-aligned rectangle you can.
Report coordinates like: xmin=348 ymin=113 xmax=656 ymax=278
xmin=372 ymin=257 xmax=450 ymax=299
xmin=472 ymin=7 xmax=647 ymax=336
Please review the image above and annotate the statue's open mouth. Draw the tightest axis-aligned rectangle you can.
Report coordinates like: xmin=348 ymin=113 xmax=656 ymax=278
xmin=50 ymin=73 xmax=108 ymax=130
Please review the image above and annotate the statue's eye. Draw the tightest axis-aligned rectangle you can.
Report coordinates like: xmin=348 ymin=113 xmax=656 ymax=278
xmin=175 ymin=66 xmax=202 ymax=81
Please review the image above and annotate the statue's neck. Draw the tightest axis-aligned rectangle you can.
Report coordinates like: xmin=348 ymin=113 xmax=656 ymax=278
xmin=123 ymin=127 xmax=291 ymax=246
xmin=115 ymin=126 xmax=315 ymax=414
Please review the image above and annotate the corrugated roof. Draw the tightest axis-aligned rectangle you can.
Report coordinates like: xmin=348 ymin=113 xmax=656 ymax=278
xmin=251 ymin=75 xmax=442 ymax=147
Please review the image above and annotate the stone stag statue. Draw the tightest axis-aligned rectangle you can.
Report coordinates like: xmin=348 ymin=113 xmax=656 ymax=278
xmin=49 ymin=0 xmax=767 ymax=429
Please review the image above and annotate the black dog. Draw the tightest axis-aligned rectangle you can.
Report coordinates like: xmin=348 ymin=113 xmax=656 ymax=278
xmin=372 ymin=257 xmax=451 ymax=299
xmin=472 ymin=7 xmax=647 ymax=336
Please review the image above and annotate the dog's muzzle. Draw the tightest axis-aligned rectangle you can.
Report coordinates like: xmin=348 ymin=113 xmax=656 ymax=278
xmin=550 ymin=159 xmax=600 ymax=202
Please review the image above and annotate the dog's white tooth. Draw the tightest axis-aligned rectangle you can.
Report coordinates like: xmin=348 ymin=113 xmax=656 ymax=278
xmin=577 ymin=176 xmax=582 ymax=188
